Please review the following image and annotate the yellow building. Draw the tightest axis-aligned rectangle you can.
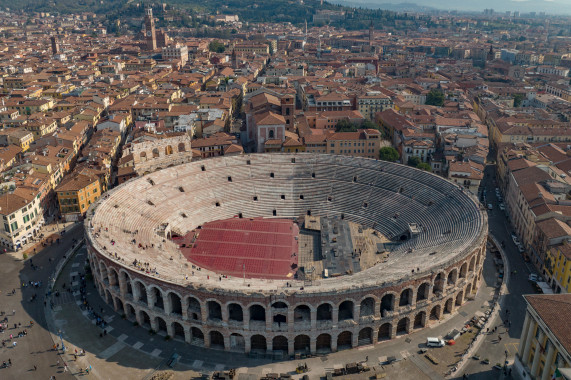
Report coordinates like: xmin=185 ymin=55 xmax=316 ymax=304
xmin=545 ymin=243 xmax=571 ymax=294
xmin=0 ymin=128 xmax=34 ymax=151
xmin=326 ymin=129 xmax=383 ymax=159
xmin=514 ymin=294 xmax=571 ymax=380
xmin=56 ymin=173 xmax=101 ymax=220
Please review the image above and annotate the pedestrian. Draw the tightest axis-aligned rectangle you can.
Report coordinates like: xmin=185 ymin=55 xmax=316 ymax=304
xmin=33 ymin=364 xmax=37 ymax=371
xmin=63 ymin=362 xmax=68 ymax=372
xmin=56 ymin=359 xmax=60 ymax=367
xmin=12 ymin=341 xmax=16 ymax=347
xmin=499 ymin=336 xmax=502 ymax=342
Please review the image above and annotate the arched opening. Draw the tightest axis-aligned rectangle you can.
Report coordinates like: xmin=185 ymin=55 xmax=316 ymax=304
xmin=187 ymin=297 xmax=201 ymax=321
xmin=209 ymin=331 xmax=225 ymax=349
xmin=100 ymin=264 xmax=109 ymax=284
xmin=271 ymin=301 xmax=287 ymax=325
xmin=208 ymin=301 xmax=222 ymax=321
xmin=396 ymin=317 xmax=409 ymax=335
xmin=272 ymin=336 xmax=288 ymax=352
xmin=122 ymin=272 xmax=133 ymax=296
xmin=156 ymin=317 xmax=167 ymax=334
xmin=105 ymin=290 xmax=112 ymax=304
xmin=476 ymin=254 xmax=481 ymax=267
xmin=416 ymin=282 xmax=430 ymax=302
xmin=165 ymin=145 xmax=173 ymax=155
xmin=125 ymin=304 xmax=136 ymax=321
xmin=378 ymin=323 xmax=392 ymax=341
xmin=447 ymin=269 xmax=458 ymax=285
xmin=139 ymin=151 xmax=147 ymax=162
xmin=466 ymin=283 xmax=472 ymax=295
xmin=456 ymin=291 xmax=464 ymax=306
xmin=172 ymin=322 xmax=185 ymax=340
xmin=360 ymin=297 xmax=375 ymax=317
xmin=169 ymin=293 xmax=182 ymax=315
xmin=429 ymin=305 xmax=441 ymax=321
xmin=230 ymin=333 xmax=245 ymax=351
xmin=380 ymin=293 xmax=395 ymax=316
xmin=114 ymin=297 xmax=124 ymax=314
xmin=459 ymin=263 xmax=468 ymax=278
xmin=152 ymin=148 xmax=160 ymax=158
xmin=316 ymin=303 xmax=332 ymax=321
xmin=250 ymin=334 xmax=267 ymax=352
xmin=469 ymin=257 xmax=475 ymax=272
xmin=434 ymin=272 xmax=445 ymax=293
xmin=444 ymin=298 xmax=454 ymax=314
xmin=249 ymin=305 xmax=266 ymax=322
xmin=109 ymin=269 xmax=119 ymax=288
xmin=228 ymin=303 xmax=243 ymax=322
xmin=151 ymin=287 xmax=164 ymax=310
xmin=316 ymin=334 xmax=331 ymax=353
xmin=294 ymin=335 xmax=310 ymax=353
xmin=268 ymin=129 xmax=275 ymax=139
xmin=472 ymin=277 xmax=478 ymax=291
xmin=414 ymin=311 xmax=426 ymax=328
xmin=337 ymin=331 xmax=352 ymax=350
xmin=139 ymin=310 xmax=151 ymax=328
xmin=399 ymin=288 xmax=413 ymax=307
xmin=191 ymin=327 xmax=204 ymax=346
xmin=178 ymin=143 xmax=186 ymax=152
xmin=294 ymin=305 xmax=311 ymax=324
xmin=338 ymin=300 xmax=354 ymax=321
xmin=358 ymin=327 xmax=373 ymax=346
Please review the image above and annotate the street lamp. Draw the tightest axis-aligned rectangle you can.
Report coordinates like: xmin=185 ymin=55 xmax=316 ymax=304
xmin=58 ymin=329 xmax=66 ymax=352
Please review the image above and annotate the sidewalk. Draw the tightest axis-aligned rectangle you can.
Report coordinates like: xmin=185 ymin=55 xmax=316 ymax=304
xmin=6 ymin=220 xmax=78 ymax=260
xmin=44 ymin=244 xmax=501 ymax=380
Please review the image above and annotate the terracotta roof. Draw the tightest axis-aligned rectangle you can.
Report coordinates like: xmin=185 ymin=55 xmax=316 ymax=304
xmin=0 ymin=193 xmax=32 ymax=215
xmin=56 ymin=173 xmax=98 ymax=192
xmin=254 ymin=111 xmax=285 ymax=126
xmin=536 ymin=218 xmax=571 ymax=240
xmin=524 ymin=294 xmax=571 ymax=355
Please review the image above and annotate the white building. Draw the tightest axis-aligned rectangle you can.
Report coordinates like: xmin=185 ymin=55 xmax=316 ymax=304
xmin=162 ymin=43 xmax=189 ymax=67
xmin=0 ymin=191 xmax=44 ymax=251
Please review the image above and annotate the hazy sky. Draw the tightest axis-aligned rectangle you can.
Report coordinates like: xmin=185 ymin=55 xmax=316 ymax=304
xmin=363 ymin=0 xmax=571 ymax=14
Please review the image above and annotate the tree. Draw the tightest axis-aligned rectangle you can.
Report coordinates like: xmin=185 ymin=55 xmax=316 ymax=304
xmin=407 ymin=156 xmax=421 ymax=167
xmin=513 ymin=93 xmax=524 ymax=107
xmin=416 ymin=162 xmax=432 ymax=172
xmin=335 ymin=119 xmax=359 ymax=132
xmin=379 ymin=147 xmax=399 ymax=162
xmin=208 ymin=40 xmax=225 ymax=53
xmin=425 ymin=89 xmax=445 ymax=106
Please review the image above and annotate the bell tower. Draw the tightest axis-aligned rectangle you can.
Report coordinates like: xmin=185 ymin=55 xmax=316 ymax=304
xmin=144 ymin=7 xmax=157 ymax=51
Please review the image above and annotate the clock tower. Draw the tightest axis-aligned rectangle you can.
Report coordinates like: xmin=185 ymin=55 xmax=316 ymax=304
xmin=144 ymin=7 xmax=157 ymax=51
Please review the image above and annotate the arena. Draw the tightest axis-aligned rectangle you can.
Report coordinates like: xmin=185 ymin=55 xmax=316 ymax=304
xmin=84 ymin=153 xmax=488 ymax=356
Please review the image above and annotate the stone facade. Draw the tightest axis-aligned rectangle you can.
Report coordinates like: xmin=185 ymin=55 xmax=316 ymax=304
xmin=131 ymin=134 xmax=192 ymax=175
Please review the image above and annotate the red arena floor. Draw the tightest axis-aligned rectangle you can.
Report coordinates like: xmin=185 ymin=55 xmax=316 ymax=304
xmin=176 ymin=218 xmax=299 ymax=280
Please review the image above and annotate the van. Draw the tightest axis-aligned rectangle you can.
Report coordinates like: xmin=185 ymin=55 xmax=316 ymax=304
xmin=426 ymin=337 xmax=445 ymax=347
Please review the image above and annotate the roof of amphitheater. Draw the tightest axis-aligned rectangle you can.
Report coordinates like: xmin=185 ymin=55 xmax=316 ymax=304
xmin=84 ymin=153 xmax=487 ymax=296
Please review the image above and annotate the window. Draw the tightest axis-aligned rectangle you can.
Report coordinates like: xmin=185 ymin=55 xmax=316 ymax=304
xmin=23 ymin=214 xmax=29 ymax=223
xmin=4 ymin=224 xmax=9 ymax=233
xmin=10 ymin=221 xmax=18 ymax=231
xmin=269 ymin=130 xmax=275 ymax=139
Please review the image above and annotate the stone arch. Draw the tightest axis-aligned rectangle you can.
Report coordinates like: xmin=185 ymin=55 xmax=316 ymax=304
xmin=230 ymin=333 xmax=245 ymax=351
xmin=172 ymin=322 xmax=185 ymax=340
xmin=459 ymin=262 xmax=468 ymax=278
xmin=444 ymin=298 xmax=454 ymax=314
xmin=455 ymin=291 xmax=464 ymax=306
xmin=249 ymin=304 xmax=266 ymax=322
xmin=466 ymin=283 xmax=472 ymax=295
xmin=272 ymin=336 xmax=288 ymax=352
xmin=337 ymin=331 xmax=353 ymax=350
xmin=447 ymin=268 xmax=458 ymax=285
xmin=139 ymin=151 xmax=147 ymax=162
xmin=168 ymin=292 xmax=182 ymax=315
xmin=429 ymin=305 xmax=441 ymax=321
xmin=378 ymin=323 xmax=392 ymax=341
xmin=294 ymin=334 xmax=310 ymax=353
xmin=135 ymin=281 xmax=148 ymax=305
xmin=476 ymin=253 xmax=482 ymax=267
xmin=152 ymin=148 xmax=160 ymax=158
xmin=338 ymin=300 xmax=354 ymax=321
xmin=358 ymin=327 xmax=373 ymax=346
xmin=316 ymin=333 xmax=332 ymax=353
xmin=178 ymin=143 xmax=186 ymax=152
xmin=271 ymin=301 xmax=288 ymax=324
xmin=120 ymin=270 xmax=133 ymax=297
xmin=191 ymin=327 xmax=204 ymax=346
xmin=293 ymin=304 xmax=311 ymax=324
xmin=114 ymin=297 xmax=124 ymax=314
xmin=472 ymin=276 xmax=478 ymax=291
xmin=469 ymin=256 xmax=476 ymax=272
xmin=399 ymin=288 xmax=413 ymax=307
xmin=414 ymin=311 xmax=426 ymax=328
xmin=187 ymin=296 xmax=201 ymax=321
xmin=105 ymin=289 xmax=112 ymax=304
xmin=250 ymin=334 xmax=267 ymax=351
xmin=396 ymin=317 xmax=410 ymax=335
xmin=150 ymin=286 xmax=164 ymax=310
xmin=155 ymin=316 xmax=167 ymax=334
xmin=165 ymin=145 xmax=173 ymax=155
xmin=380 ymin=293 xmax=395 ymax=316
xmin=228 ymin=303 xmax=243 ymax=322
xmin=316 ymin=302 xmax=332 ymax=321
xmin=125 ymin=303 xmax=136 ymax=321
xmin=100 ymin=261 xmax=109 ymax=284
xmin=207 ymin=300 xmax=222 ymax=321
xmin=108 ymin=267 xmax=119 ymax=287
xmin=434 ymin=271 xmax=445 ymax=293
xmin=139 ymin=310 xmax=151 ymax=328
xmin=209 ymin=330 xmax=225 ymax=349
xmin=416 ymin=282 xmax=430 ymax=302
xmin=360 ymin=297 xmax=375 ymax=317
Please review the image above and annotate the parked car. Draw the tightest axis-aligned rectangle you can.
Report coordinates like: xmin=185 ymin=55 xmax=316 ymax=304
xmin=488 ymin=204 xmax=493 ymax=210
xmin=499 ymin=203 xmax=505 ymax=211
xmin=512 ymin=235 xmax=520 ymax=245
xmin=517 ymin=244 xmax=525 ymax=253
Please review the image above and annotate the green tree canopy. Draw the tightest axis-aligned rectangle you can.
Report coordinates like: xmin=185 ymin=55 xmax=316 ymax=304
xmin=416 ymin=162 xmax=432 ymax=171
xmin=208 ymin=40 xmax=225 ymax=53
xmin=379 ymin=146 xmax=399 ymax=162
xmin=425 ymin=89 xmax=445 ymax=106
xmin=513 ymin=93 xmax=524 ymax=107
xmin=407 ymin=156 xmax=421 ymax=167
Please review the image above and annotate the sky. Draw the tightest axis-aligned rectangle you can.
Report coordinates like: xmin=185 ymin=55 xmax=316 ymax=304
xmin=357 ymin=0 xmax=571 ymax=14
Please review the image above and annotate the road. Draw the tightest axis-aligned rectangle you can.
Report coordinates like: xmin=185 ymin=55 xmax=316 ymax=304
xmin=0 ymin=223 xmax=83 ymax=379
xmin=459 ymin=164 xmax=538 ymax=380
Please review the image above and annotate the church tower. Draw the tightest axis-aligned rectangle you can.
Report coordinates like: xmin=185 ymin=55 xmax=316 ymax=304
xmin=369 ymin=21 xmax=374 ymax=47
xmin=231 ymin=49 xmax=237 ymax=69
xmin=144 ymin=7 xmax=157 ymax=51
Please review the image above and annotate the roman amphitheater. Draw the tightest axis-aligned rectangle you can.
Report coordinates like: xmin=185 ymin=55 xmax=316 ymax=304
xmin=85 ymin=153 xmax=488 ymax=356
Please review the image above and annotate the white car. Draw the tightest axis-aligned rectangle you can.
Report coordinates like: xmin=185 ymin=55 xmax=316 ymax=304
xmin=499 ymin=203 xmax=505 ymax=211
xmin=517 ymin=244 xmax=525 ymax=253
xmin=512 ymin=235 xmax=520 ymax=245
xmin=487 ymin=204 xmax=493 ymax=210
